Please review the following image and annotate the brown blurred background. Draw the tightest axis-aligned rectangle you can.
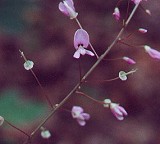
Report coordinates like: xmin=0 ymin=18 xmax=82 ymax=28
xmin=0 ymin=0 xmax=160 ymax=143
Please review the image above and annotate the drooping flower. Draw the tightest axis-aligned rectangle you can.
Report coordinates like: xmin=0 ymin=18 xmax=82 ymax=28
xmin=144 ymin=45 xmax=160 ymax=60
xmin=110 ymin=103 xmax=128 ymax=120
xmin=138 ymin=28 xmax=147 ymax=34
xmin=24 ymin=60 xmax=34 ymax=70
xmin=0 ymin=116 xmax=4 ymax=126
xmin=103 ymin=99 xmax=127 ymax=120
xmin=71 ymin=106 xmax=90 ymax=126
xmin=113 ymin=7 xmax=120 ymax=21
xmin=40 ymin=127 xmax=51 ymax=139
xmin=122 ymin=56 xmax=136 ymax=64
xmin=58 ymin=0 xmax=78 ymax=19
xmin=73 ymin=29 xmax=94 ymax=59
xmin=119 ymin=71 xmax=127 ymax=81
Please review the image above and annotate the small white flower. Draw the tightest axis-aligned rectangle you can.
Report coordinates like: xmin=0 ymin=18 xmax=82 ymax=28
xmin=24 ymin=60 xmax=34 ymax=70
xmin=41 ymin=130 xmax=51 ymax=139
xmin=119 ymin=71 xmax=127 ymax=81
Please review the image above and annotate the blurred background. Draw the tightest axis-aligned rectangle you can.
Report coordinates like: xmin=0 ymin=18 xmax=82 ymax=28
xmin=0 ymin=0 xmax=160 ymax=143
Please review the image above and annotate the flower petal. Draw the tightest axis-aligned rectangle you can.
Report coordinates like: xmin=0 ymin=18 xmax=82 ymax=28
xmin=85 ymin=49 xmax=94 ymax=56
xmin=65 ymin=0 xmax=74 ymax=10
xmin=59 ymin=2 xmax=70 ymax=16
xmin=123 ymin=57 xmax=136 ymax=64
xmin=144 ymin=45 xmax=160 ymax=59
xmin=81 ymin=113 xmax=90 ymax=120
xmin=71 ymin=106 xmax=84 ymax=118
xmin=73 ymin=50 xmax=80 ymax=59
xmin=77 ymin=119 xmax=86 ymax=126
xmin=74 ymin=29 xmax=89 ymax=49
xmin=59 ymin=0 xmax=78 ymax=19
xmin=113 ymin=7 xmax=120 ymax=21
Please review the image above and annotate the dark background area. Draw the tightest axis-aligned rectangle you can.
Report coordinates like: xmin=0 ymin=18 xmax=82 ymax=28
xmin=0 ymin=0 xmax=160 ymax=143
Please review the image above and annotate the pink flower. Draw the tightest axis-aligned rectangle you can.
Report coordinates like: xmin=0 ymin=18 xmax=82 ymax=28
xmin=138 ymin=28 xmax=147 ymax=34
xmin=122 ymin=56 xmax=136 ymax=64
xmin=144 ymin=45 xmax=160 ymax=60
xmin=131 ymin=0 xmax=147 ymax=4
xmin=71 ymin=106 xmax=90 ymax=126
xmin=113 ymin=7 xmax=120 ymax=21
xmin=73 ymin=29 xmax=94 ymax=59
xmin=131 ymin=0 xmax=142 ymax=4
xmin=110 ymin=103 xmax=128 ymax=120
xmin=59 ymin=0 xmax=78 ymax=19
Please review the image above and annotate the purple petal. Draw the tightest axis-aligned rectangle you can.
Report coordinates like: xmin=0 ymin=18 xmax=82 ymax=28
xmin=74 ymin=29 xmax=89 ymax=49
xmin=145 ymin=46 xmax=160 ymax=59
xmin=81 ymin=113 xmax=90 ymax=120
xmin=148 ymin=49 xmax=160 ymax=59
xmin=59 ymin=2 xmax=70 ymax=16
xmin=111 ymin=107 xmax=123 ymax=116
xmin=77 ymin=119 xmax=86 ymax=126
xmin=72 ymin=106 xmax=84 ymax=114
xmin=65 ymin=0 xmax=75 ymax=10
xmin=114 ymin=114 xmax=124 ymax=120
xmin=123 ymin=57 xmax=136 ymax=64
xmin=85 ymin=50 xmax=95 ymax=56
xmin=73 ymin=50 xmax=80 ymax=59
xmin=118 ymin=106 xmax=128 ymax=116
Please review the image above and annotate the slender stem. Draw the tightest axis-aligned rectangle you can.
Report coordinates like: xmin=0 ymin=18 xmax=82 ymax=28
xmin=118 ymin=40 xmax=138 ymax=48
xmin=28 ymin=4 xmax=139 ymax=140
xmin=76 ymin=91 xmax=103 ymax=105
xmin=103 ymin=57 xmax=122 ymax=61
xmin=5 ymin=119 xmax=30 ymax=138
xmin=124 ymin=0 xmax=130 ymax=23
xmin=19 ymin=50 xmax=54 ymax=108
xmin=75 ymin=18 xmax=99 ymax=59
xmin=78 ymin=59 xmax=82 ymax=82
xmin=85 ymin=77 xmax=119 ymax=83
xmin=30 ymin=69 xmax=54 ymax=108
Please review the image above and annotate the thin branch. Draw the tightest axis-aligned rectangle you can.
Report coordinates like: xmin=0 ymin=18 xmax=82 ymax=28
xmin=27 ymin=3 xmax=139 ymax=141
xmin=5 ymin=119 xmax=30 ymax=139
xmin=19 ymin=50 xmax=54 ymax=108
xmin=76 ymin=91 xmax=103 ymax=105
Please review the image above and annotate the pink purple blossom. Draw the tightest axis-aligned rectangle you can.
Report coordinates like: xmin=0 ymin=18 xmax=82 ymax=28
xmin=138 ymin=28 xmax=147 ymax=34
xmin=110 ymin=103 xmax=128 ymax=120
xmin=131 ymin=0 xmax=147 ymax=4
xmin=144 ymin=45 xmax=160 ymax=60
xmin=113 ymin=7 xmax=120 ymax=21
xmin=71 ymin=106 xmax=90 ymax=126
xmin=59 ymin=0 xmax=78 ymax=19
xmin=123 ymin=56 xmax=136 ymax=64
xmin=104 ymin=99 xmax=127 ymax=120
xmin=73 ymin=29 xmax=94 ymax=59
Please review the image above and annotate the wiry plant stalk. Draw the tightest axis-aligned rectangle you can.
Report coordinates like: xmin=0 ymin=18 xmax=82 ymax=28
xmin=26 ymin=4 xmax=139 ymax=142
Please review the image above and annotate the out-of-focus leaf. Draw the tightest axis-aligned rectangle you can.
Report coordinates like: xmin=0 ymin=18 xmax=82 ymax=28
xmin=0 ymin=0 xmax=32 ymax=33
xmin=0 ymin=89 xmax=47 ymax=125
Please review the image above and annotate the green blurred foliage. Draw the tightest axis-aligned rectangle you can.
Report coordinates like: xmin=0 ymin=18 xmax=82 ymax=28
xmin=0 ymin=89 xmax=47 ymax=125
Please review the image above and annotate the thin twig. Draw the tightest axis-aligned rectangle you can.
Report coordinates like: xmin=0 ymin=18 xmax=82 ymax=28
xmin=27 ymin=3 xmax=139 ymax=141
xmin=5 ymin=119 xmax=30 ymax=138
xmin=19 ymin=50 xmax=54 ymax=108
xmin=76 ymin=91 xmax=103 ymax=105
